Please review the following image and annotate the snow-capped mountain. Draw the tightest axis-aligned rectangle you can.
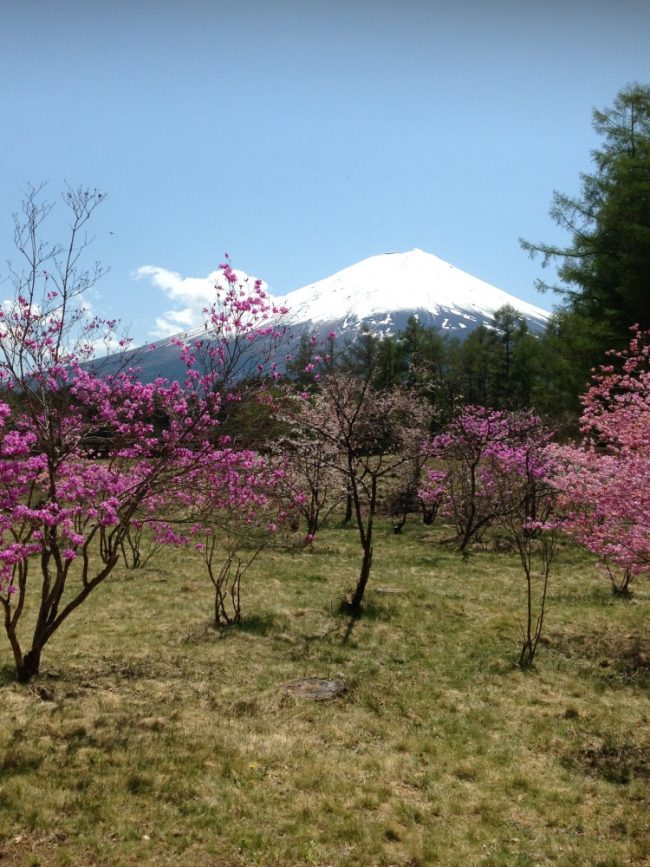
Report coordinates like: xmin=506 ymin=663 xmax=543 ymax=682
xmin=99 ymin=249 xmax=550 ymax=381
xmin=274 ymin=248 xmax=549 ymax=339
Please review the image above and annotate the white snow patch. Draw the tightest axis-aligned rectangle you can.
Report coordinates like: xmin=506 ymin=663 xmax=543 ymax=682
xmin=274 ymin=249 xmax=549 ymax=327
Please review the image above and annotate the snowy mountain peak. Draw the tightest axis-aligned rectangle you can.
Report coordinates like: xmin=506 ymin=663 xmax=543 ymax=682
xmin=276 ymin=249 xmax=550 ymax=335
xmin=98 ymin=250 xmax=550 ymax=383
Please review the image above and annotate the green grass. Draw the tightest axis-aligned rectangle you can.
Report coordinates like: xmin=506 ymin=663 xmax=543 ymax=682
xmin=0 ymin=519 xmax=648 ymax=866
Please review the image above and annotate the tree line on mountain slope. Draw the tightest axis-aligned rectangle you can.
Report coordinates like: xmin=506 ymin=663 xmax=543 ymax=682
xmin=286 ymin=301 xmax=593 ymax=436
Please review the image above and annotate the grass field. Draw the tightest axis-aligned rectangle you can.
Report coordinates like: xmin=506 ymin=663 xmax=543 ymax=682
xmin=0 ymin=519 xmax=648 ymax=866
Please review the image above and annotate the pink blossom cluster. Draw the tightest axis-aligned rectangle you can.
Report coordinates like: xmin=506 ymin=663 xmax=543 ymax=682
xmin=419 ymin=406 xmax=556 ymax=548
xmin=167 ymin=258 xmax=291 ymax=389
xmin=142 ymin=447 xmax=293 ymax=547
xmin=0 ymin=366 xmax=224 ymax=593
xmin=551 ymin=327 xmax=650 ymax=582
xmin=0 ymin=258 xmax=295 ymax=648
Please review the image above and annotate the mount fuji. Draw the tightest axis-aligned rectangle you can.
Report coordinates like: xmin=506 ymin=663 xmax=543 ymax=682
xmin=104 ymin=249 xmax=550 ymax=381
xmin=275 ymin=248 xmax=549 ymax=340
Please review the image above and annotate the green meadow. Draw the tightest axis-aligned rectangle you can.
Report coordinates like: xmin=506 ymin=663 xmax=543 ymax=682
xmin=1 ymin=519 xmax=648 ymax=866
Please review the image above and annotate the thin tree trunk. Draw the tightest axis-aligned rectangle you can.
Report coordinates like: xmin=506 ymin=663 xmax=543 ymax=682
xmin=347 ymin=474 xmax=377 ymax=615
xmin=349 ymin=543 xmax=373 ymax=615
xmin=343 ymin=490 xmax=353 ymax=524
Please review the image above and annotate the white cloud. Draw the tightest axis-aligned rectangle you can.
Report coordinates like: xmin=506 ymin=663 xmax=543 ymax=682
xmin=134 ymin=265 xmax=269 ymax=339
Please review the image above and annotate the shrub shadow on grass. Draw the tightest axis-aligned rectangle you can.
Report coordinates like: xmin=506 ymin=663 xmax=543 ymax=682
xmin=302 ymin=572 xmax=327 ymax=583
xmin=0 ymin=664 xmax=17 ymax=687
xmin=549 ymin=627 xmax=650 ymax=688
xmin=562 ymin=737 xmax=650 ymax=785
xmin=331 ymin=598 xmax=401 ymax=645
xmin=335 ymin=598 xmax=400 ymax=623
xmin=182 ymin=612 xmax=279 ymax=643
xmin=552 ymin=584 xmax=623 ymax=606
xmin=0 ymin=747 xmax=43 ymax=775
xmin=279 ymin=599 xmax=398 ymax=653
xmin=89 ymin=657 xmax=161 ymax=681
xmin=234 ymin=613 xmax=278 ymax=636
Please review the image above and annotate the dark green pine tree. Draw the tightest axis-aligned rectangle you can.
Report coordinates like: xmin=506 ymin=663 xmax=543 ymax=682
xmin=339 ymin=327 xmax=383 ymax=382
xmin=457 ymin=324 xmax=501 ymax=407
xmin=521 ymin=83 xmax=650 ymax=360
xmin=528 ymin=308 xmax=602 ymax=434
xmin=285 ymin=333 xmax=316 ymax=386
xmin=397 ymin=315 xmax=448 ymax=399
xmin=491 ymin=305 xmax=531 ymax=409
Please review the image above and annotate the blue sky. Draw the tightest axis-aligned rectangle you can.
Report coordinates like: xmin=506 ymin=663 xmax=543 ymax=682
xmin=2 ymin=0 xmax=649 ymax=344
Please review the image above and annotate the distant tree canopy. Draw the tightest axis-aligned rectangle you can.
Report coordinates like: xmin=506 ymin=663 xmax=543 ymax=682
xmin=326 ymin=309 xmax=547 ymax=425
xmin=521 ymin=83 xmax=650 ymax=398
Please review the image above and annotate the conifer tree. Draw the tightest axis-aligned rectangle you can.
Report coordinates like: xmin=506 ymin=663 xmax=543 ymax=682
xmin=522 ymin=83 xmax=650 ymax=360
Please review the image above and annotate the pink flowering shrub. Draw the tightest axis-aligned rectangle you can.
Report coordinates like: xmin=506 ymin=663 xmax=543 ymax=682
xmin=420 ymin=406 xmax=534 ymax=551
xmin=421 ymin=405 xmax=558 ymax=664
xmin=146 ymin=448 xmax=292 ymax=626
xmin=551 ymin=327 xmax=650 ymax=594
xmin=284 ymin=373 xmax=430 ymax=614
xmin=272 ymin=398 xmax=344 ymax=538
xmin=0 ymin=187 xmax=291 ymax=680
xmin=417 ymin=467 xmax=447 ymax=524
xmin=171 ymin=256 xmax=290 ymax=397
xmin=489 ymin=417 xmax=559 ymax=666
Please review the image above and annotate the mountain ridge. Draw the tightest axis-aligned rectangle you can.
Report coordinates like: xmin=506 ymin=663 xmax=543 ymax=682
xmin=273 ymin=248 xmax=549 ymax=338
xmin=99 ymin=249 xmax=550 ymax=381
